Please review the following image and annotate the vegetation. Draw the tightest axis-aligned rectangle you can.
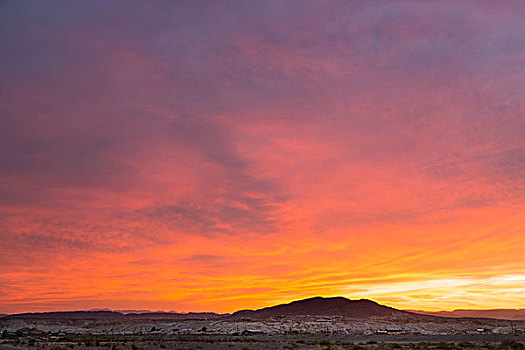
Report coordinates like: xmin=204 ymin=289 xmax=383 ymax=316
xmin=0 ymin=332 xmax=524 ymax=349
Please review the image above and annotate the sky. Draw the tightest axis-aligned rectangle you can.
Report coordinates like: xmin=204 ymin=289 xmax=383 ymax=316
xmin=0 ymin=0 xmax=524 ymax=314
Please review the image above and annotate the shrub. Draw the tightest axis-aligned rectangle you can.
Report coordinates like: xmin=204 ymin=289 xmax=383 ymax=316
xmin=500 ymin=339 xmax=525 ymax=350
xmin=458 ymin=341 xmax=474 ymax=348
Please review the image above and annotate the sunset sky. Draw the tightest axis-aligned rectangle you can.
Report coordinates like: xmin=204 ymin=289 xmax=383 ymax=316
xmin=1 ymin=1 xmax=524 ymax=314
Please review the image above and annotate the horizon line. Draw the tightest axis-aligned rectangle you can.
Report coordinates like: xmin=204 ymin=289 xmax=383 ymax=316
xmin=3 ymin=296 xmax=525 ymax=316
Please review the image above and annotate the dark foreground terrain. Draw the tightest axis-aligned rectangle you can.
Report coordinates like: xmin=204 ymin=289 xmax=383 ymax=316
xmin=1 ymin=334 xmax=525 ymax=350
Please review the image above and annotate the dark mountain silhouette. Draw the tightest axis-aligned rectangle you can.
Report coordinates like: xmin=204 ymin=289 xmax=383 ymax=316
xmin=2 ymin=311 xmax=226 ymax=320
xmin=4 ymin=299 xmax=523 ymax=322
xmin=1 ymin=298 xmax=418 ymax=321
xmin=408 ymin=309 xmax=525 ymax=321
xmin=19 ymin=297 xmax=525 ymax=322
xmin=124 ymin=312 xmax=225 ymax=320
xmin=3 ymin=311 xmax=125 ymax=320
xmin=231 ymin=296 xmax=413 ymax=319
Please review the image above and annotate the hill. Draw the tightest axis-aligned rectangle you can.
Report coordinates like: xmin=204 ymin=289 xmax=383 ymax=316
xmin=3 ymin=311 xmax=125 ymax=320
xmin=124 ymin=312 xmax=225 ymax=320
xmin=2 ymin=311 xmax=225 ymax=320
xmin=231 ymin=296 xmax=413 ymax=319
xmin=408 ymin=309 xmax=525 ymax=321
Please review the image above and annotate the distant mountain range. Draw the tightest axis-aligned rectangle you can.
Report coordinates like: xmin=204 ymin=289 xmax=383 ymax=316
xmin=1 ymin=297 xmax=410 ymax=321
xmin=88 ymin=308 xmax=183 ymax=314
xmin=408 ymin=309 xmax=525 ymax=321
xmin=2 ymin=297 xmax=524 ymax=321
xmin=2 ymin=310 xmax=225 ymax=320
